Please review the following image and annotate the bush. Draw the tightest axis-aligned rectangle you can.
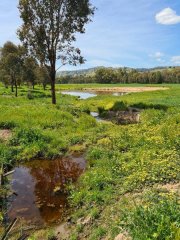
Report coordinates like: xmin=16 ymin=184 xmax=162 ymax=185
xmin=78 ymin=114 xmax=97 ymax=129
xmin=110 ymin=101 xmax=128 ymax=111
xmin=98 ymin=106 xmax=107 ymax=117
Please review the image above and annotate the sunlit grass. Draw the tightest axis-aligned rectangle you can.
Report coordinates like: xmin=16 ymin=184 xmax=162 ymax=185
xmin=0 ymin=83 xmax=180 ymax=239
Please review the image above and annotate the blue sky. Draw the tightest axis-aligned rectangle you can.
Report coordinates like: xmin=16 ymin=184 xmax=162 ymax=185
xmin=0 ymin=0 xmax=180 ymax=70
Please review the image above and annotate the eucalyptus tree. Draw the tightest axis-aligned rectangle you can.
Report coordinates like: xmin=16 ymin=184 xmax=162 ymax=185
xmin=35 ymin=65 xmax=50 ymax=91
xmin=95 ymin=68 xmax=117 ymax=84
xmin=18 ymin=0 xmax=95 ymax=104
xmin=0 ymin=69 xmax=10 ymax=88
xmin=22 ymin=56 xmax=38 ymax=89
xmin=0 ymin=41 xmax=24 ymax=96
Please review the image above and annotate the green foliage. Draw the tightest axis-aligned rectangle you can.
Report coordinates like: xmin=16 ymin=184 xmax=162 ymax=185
xmin=18 ymin=0 xmax=95 ymax=104
xmin=110 ymin=101 xmax=128 ymax=111
xmin=67 ymin=85 xmax=180 ymax=239
xmin=28 ymin=228 xmax=57 ymax=240
xmin=80 ymin=104 xmax=91 ymax=114
xmin=130 ymin=102 xmax=168 ymax=111
xmin=78 ymin=114 xmax=97 ymax=130
xmin=90 ymin=207 xmax=100 ymax=220
xmin=71 ymin=112 xmax=180 ymax=205
xmin=0 ymin=41 xmax=25 ymax=97
xmin=0 ymin=85 xmax=101 ymax=163
xmin=89 ymin=227 xmax=107 ymax=240
xmin=57 ymin=67 xmax=180 ymax=84
xmin=0 ymin=143 xmax=16 ymax=166
xmin=121 ymin=192 xmax=180 ymax=240
xmin=0 ymin=83 xmax=180 ymax=239
xmin=95 ymin=67 xmax=117 ymax=84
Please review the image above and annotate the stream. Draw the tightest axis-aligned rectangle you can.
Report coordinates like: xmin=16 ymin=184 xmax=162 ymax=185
xmin=7 ymin=155 xmax=86 ymax=226
xmin=6 ymin=91 xmax=126 ymax=227
xmin=90 ymin=112 xmax=103 ymax=122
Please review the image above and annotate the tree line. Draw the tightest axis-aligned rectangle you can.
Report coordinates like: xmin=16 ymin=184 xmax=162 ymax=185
xmin=57 ymin=67 xmax=180 ymax=84
xmin=0 ymin=41 xmax=50 ymax=96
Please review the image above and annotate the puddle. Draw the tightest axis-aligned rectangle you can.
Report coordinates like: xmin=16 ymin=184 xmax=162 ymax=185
xmin=90 ymin=112 xmax=103 ymax=122
xmin=61 ymin=91 xmax=97 ymax=99
xmin=61 ymin=91 xmax=127 ymax=100
xmin=7 ymin=155 xmax=86 ymax=226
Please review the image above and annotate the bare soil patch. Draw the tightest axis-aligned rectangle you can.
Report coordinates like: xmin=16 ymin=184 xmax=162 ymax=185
xmin=55 ymin=223 xmax=70 ymax=240
xmin=0 ymin=129 xmax=12 ymax=141
xmin=83 ymin=87 xmax=169 ymax=93
xmin=114 ymin=233 xmax=132 ymax=240
xmin=105 ymin=109 xmax=140 ymax=125
xmin=157 ymin=182 xmax=180 ymax=194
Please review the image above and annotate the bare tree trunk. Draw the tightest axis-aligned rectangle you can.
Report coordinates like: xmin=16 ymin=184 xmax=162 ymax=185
xmin=51 ymin=79 xmax=56 ymax=104
xmin=50 ymin=66 xmax=56 ymax=104
xmin=14 ymin=79 xmax=18 ymax=97
xmin=43 ymin=83 xmax=46 ymax=91
xmin=10 ymin=76 xmax=15 ymax=92
xmin=11 ymin=84 xmax=14 ymax=93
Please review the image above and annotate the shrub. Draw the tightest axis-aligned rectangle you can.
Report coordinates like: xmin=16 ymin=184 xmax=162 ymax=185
xmin=78 ymin=114 xmax=97 ymax=129
xmin=110 ymin=101 xmax=128 ymax=111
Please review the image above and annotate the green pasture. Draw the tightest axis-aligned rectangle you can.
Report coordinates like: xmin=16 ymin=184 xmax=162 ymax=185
xmin=0 ymin=83 xmax=180 ymax=239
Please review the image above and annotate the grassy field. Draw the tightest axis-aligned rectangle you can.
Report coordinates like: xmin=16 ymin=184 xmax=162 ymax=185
xmin=0 ymin=83 xmax=180 ymax=240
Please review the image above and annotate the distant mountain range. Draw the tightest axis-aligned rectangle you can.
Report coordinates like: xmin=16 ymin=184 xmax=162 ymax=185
xmin=57 ymin=66 xmax=175 ymax=77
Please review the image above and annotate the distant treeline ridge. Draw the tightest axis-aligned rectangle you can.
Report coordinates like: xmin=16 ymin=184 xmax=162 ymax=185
xmin=57 ymin=67 xmax=180 ymax=84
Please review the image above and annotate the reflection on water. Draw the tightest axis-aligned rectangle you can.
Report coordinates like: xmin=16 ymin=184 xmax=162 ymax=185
xmin=61 ymin=91 xmax=127 ymax=99
xmin=8 ymin=156 xmax=85 ymax=225
xmin=61 ymin=91 xmax=97 ymax=99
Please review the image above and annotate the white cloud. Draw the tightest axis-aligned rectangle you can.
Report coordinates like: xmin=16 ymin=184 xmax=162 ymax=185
xmin=149 ymin=52 xmax=164 ymax=62
xmin=155 ymin=52 xmax=164 ymax=58
xmin=171 ymin=56 xmax=180 ymax=65
xmin=155 ymin=8 xmax=180 ymax=25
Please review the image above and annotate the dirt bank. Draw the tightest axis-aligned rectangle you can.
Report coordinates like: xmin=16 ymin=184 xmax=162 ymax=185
xmin=83 ymin=87 xmax=169 ymax=93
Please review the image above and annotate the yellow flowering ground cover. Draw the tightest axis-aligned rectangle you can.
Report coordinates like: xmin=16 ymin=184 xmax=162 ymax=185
xmin=0 ymin=84 xmax=179 ymax=239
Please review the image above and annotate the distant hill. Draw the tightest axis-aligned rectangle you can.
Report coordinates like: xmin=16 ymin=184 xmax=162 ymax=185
xmin=57 ymin=67 xmax=101 ymax=77
xmin=136 ymin=66 xmax=175 ymax=72
xmin=57 ymin=66 xmax=175 ymax=77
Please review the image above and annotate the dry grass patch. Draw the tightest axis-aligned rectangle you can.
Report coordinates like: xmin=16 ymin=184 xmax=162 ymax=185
xmin=0 ymin=129 xmax=12 ymax=141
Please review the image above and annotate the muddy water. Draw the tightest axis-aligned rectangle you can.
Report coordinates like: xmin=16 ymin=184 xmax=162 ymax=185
xmin=7 ymin=155 xmax=85 ymax=226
